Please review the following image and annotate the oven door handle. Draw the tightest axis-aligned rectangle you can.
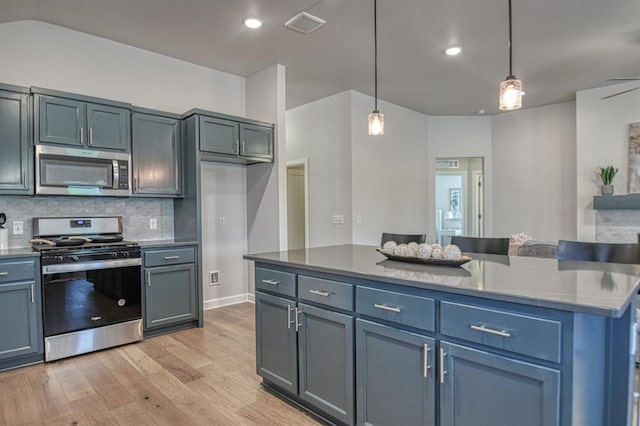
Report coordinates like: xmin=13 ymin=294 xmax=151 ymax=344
xmin=42 ymin=258 xmax=142 ymax=275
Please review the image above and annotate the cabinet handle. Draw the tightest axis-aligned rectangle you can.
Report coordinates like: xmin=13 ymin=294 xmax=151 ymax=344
xmin=261 ymin=279 xmax=280 ymax=286
xmin=309 ymin=289 xmax=330 ymax=297
xmin=23 ymin=171 xmax=27 ymax=188
xmin=0 ymin=272 xmax=8 ymax=276
xmin=133 ymin=177 xmax=138 ymax=192
xmin=146 ymin=270 xmax=151 ymax=287
xmin=287 ymin=305 xmax=296 ymax=329
xmin=295 ymin=307 xmax=302 ymax=332
xmin=163 ymin=256 xmax=180 ymax=260
xmin=89 ymin=128 xmax=93 ymax=146
xmin=423 ymin=343 xmax=431 ymax=378
xmin=469 ymin=324 xmax=512 ymax=338
xmin=439 ymin=347 xmax=447 ymax=384
xmin=80 ymin=127 xmax=84 ymax=144
xmin=373 ymin=303 xmax=401 ymax=313
xmin=30 ymin=284 xmax=34 ymax=304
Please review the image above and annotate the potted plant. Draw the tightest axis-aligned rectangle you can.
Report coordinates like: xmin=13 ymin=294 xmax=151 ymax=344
xmin=598 ymin=165 xmax=618 ymax=195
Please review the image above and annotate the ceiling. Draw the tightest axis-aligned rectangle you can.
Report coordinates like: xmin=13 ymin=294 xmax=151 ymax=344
xmin=1 ymin=0 xmax=639 ymax=115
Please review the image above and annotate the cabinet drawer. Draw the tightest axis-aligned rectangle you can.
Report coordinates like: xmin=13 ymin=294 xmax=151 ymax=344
xmin=255 ymin=267 xmax=296 ymax=298
xmin=356 ymin=286 xmax=435 ymax=332
xmin=440 ymin=301 xmax=561 ymax=363
xmin=144 ymin=247 xmax=195 ymax=267
xmin=0 ymin=260 xmax=36 ymax=284
xmin=298 ymin=276 xmax=353 ymax=311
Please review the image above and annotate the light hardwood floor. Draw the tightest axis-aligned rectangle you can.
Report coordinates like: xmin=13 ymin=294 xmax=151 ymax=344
xmin=0 ymin=303 xmax=322 ymax=426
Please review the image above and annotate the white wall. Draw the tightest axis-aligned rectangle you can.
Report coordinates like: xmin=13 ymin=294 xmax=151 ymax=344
xmin=286 ymin=91 xmax=353 ymax=247
xmin=427 ymin=116 xmax=493 ymax=239
xmin=200 ymin=163 xmax=248 ymax=309
xmin=0 ymin=20 xmax=245 ymax=115
xmin=492 ymin=101 xmax=577 ymax=241
xmin=351 ymin=91 xmax=430 ymax=245
xmin=576 ymin=82 xmax=640 ymax=241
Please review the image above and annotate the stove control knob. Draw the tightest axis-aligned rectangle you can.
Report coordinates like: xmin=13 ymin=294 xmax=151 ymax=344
xmin=123 ymin=251 xmax=130 ymax=258
xmin=71 ymin=255 xmax=79 ymax=262
xmin=111 ymin=252 xmax=118 ymax=258
xmin=55 ymin=256 xmax=64 ymax=263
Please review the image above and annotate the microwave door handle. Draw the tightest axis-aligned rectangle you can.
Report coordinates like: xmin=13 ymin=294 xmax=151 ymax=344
xmin=112 ymin=160 xmax=119 ymax=189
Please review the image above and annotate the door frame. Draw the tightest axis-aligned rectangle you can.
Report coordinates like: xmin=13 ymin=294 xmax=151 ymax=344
xmin=286 ymin=158 xmax=309 ymax=248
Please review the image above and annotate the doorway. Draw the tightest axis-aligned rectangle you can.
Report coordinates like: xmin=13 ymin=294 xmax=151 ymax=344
xmin=287 ymin=159 xmax=309 ymax=250
xmin=435 ymin=157 xmax=484 ymax=245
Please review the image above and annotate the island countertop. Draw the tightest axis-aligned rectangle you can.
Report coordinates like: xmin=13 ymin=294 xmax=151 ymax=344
xmin=244 ymin=244 xmax=640 ymax=317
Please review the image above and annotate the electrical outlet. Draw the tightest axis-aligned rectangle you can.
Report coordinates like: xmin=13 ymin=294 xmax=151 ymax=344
xmin=149 ymin=218 xmax=158 ymax=230
xmin=12 ymin=221 xmax=23 ymax=235
xmin=218 ymin=217 xmax=226 ymax=227
xmin=209 ymin=270 xmax=220 ymax=286
xmin=332 ymin=215 xmax=344 ymax=224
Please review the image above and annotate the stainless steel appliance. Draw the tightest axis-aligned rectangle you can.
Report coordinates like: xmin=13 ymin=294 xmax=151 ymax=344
xmin=33 ymin=216 xmax=142 ymax=361
xmin=35 ymin=145 xmax=131 ymax=196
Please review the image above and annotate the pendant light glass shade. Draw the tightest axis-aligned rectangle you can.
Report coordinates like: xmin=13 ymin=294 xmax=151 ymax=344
xmin=499 ymin=0 xmax=523 ymax=111
xmin=368 ymin=111 xmax=384 ymax=135
xmin=368 ymin=0 xmax=384 ymax=136
xmin=499 ymin=76 xmax=522 ymax=110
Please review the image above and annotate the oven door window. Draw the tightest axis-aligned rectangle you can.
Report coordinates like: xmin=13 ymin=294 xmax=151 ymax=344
xmin=43 ymin=265 xmax=141 ymax=337
xmin=40 ymin=157 xmax=114 ymax=189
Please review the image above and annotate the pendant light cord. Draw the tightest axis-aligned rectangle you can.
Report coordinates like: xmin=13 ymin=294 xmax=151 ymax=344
xmin=374 ymin=0 xmax=378 ymax=111
xmin=508 ymin=0 xmax=513 ymax=77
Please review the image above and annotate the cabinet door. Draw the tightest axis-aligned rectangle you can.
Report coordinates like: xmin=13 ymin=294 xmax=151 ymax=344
xmin=199 ymin=116 xmax=239 ymax=155
xmin=440 ymin=341 xmax=559 ymax=426
xmin=0 ymin=281 xmax=40 ymax=360
xmin=38 ymin=95 xmax=85 ymax=146
xmin=255 ymin=291 xmax=298 ymax=395
xmin=132 ymin=113 xmax=181 ymax=196
xmin=356 ymin=319 xmax=436 ymax=426
xmin=145 ymin=263 xmax=196 ymax=329
xmin=87 ymin=103 xmax=130 ymax=151
xmin=0 ymin=90 xmax=30 ymax=193
xmin=298 ymin=303 xmax=354 ymax=425
xmin=239 ymin=123 xmax=273 ymax=160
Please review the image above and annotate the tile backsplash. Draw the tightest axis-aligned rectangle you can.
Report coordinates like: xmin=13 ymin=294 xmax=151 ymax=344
xmin=596 ymin=210 xmax=640 ymax=243
xmin=0 ymin=196 xmax=174 ymax=248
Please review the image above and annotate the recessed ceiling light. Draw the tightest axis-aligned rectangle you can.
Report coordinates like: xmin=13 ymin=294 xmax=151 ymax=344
xmin=445 ymin=45 xmax=462 ymax=56
xmin=243 ymin=16 xmax=263 ymax=29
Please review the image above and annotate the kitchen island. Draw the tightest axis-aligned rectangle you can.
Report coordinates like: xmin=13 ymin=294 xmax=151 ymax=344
xmin=245 ymin=244 xmax=639 ymax=426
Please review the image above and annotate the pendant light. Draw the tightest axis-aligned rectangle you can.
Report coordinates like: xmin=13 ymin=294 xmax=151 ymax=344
xmin=499 ymin=0 xmax=523 ymax=111
xmin=368 ymin=0 xmax=384 ymax=135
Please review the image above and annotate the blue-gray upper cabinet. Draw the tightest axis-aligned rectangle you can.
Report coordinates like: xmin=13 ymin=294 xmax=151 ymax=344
xmin=439 ymin=341 xmax=560 ymax=426
xmin=0 ymin=86 xmax=32 ymax=194
xmin=132 ymin=111 xmax=182 ymax=197
xmin=0 ymin=258 xmax=43 ymax=369
xmin=35 ymin=92 xmax=130 ymax=152
xmin=184 ymin=110 xmax=274 ymax=164
xmin=356 ymin=318 xmax=436 ymax=426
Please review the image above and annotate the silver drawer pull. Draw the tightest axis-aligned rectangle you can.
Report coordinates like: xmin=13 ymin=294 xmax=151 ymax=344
xmin=423 ymin=343 xmax=431 ymax=378
xmin=439 ymin=347 xmax=447 ymax=384
xmin=163 ymin=256 xmax=180 ymax=260
xmin=469 ymin=324 xmax=512 ymax=338
xmin=374 ymin=303 xmax=401 ymax=313
xmin=309 ymin=289 xmax=330 ymax=297
xmin=0 ymin=272 xmax=8 ymax=276
xmin=262 ymin=279 xmax=280 ymax=286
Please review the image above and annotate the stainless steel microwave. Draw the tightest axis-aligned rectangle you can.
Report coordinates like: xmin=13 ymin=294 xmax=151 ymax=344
xmin=35 ymin=145 xmax=131 ymax=196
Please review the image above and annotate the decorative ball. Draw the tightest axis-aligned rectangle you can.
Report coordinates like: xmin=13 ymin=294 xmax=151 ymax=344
xmin=443 ymin=244 xmax=462 ymax=260
xmin=431 ymin=244 xmax=444 ymax=259
xmin=394 ymin=244 xmax=409 ymax=257
xmin=382 ymin=241 xmax=397 ymax=254
xmin=405 ymin=244 xmax=418 ymax=257
xmin=407 ymin=242 xmax=419 ymax=250
xmin=416 ymin=243 xmax=433 ymax=259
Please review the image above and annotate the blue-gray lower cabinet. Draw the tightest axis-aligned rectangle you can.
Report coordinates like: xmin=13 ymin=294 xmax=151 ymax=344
xmin=0 ymin=258 xmax=43 ymax=370
xmin=439 ymin=341 xmax=560 ymax=426
xmin=356 ymin=318 xmax=436 ymax=426
xmin=255 ymin=291 xmax=298 ymax=394
xmin=144 ymin=259 xmax=197 ymax=331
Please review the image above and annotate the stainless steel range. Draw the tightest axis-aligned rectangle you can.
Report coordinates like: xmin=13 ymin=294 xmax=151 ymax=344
xmin=32 ymin=216 xmax=142 ymax=361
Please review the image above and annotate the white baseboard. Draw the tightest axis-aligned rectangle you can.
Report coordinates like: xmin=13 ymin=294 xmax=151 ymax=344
xmin=204 ymin=294 xmax=253 ymax=310
xmin=247 ymin=293 xmax=255 ymax=304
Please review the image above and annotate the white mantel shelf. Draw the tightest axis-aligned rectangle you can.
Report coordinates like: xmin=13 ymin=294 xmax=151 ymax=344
xmin=593 ymin=193 xmax=640 ymax=209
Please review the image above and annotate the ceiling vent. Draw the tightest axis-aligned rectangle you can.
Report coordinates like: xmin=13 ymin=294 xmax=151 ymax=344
xmin=436 ymin=160 xmax=459 ymax=169
xmin=284 ymin=12 xmax=326 ymax=34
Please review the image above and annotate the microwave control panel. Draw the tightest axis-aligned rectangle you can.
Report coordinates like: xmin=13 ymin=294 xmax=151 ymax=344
xmin=118 ymin=162 xmax=129 ymax=189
